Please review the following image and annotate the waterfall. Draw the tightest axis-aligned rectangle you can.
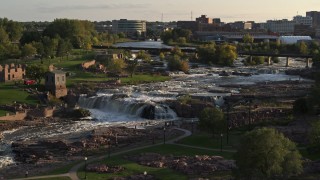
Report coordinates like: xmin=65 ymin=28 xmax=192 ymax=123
xmin=78 ymin=93 xmax=177 ymax=121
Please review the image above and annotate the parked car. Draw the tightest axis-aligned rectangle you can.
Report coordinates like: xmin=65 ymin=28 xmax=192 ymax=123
xmin=24 ymin=79 xmax=36 ymax=85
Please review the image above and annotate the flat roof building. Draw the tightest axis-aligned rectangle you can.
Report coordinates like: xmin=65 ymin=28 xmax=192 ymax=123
xmin=307 ymin=11 xmax=320 ymax=28
xmin=265 ymin=19 xmax=296 ymax=35
xmin=196 ymin=15 xmax=213 ymax=24
xmin=112 ymin=19 xmax=146 ymax=37
xmin=293 ymin=15 xmax=313 ymax=27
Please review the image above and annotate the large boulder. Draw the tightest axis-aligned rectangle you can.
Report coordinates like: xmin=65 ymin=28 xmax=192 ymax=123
xmin=169 ymin=101 xmax=213 ymax=118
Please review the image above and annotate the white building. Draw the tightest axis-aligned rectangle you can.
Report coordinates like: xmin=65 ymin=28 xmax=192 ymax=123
xmin=293 ymin=15 xmax=313 ymax=27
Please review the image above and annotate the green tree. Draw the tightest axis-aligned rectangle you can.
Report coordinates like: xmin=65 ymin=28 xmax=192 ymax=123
xmin=43 ymin=19 xmax=96 ymax=48
xmin=20 ymin=31 xmax=42 ymax=45
xmin=32 ymin=41 xmax=45 ymax=58
xmin=26 ymin=65 xmax=47 ymax=84
xmin=168 ymin=54 xmax=181 ymax=71
xmin=299 ymin=42 xmax=308 ymax=55
xmin=0 ymin=18 xmax=23 ymax=42
xmin=136 ymin=50 xmax=151 ymax=62
xmin=107 ymin=59 xmax=126 ymax=74
xmin=5 ymin=20 xmax=23 ymax=42
xmin=159 ymin=52 xmax=165 ymax=61
xmin=42 ymin=36 xmax=58 ymax=59
xmin=126 ymin=60 xmax=138 ymax=78
xmin=309 ymin=120 xmax=320 ymax=151
xmin=0 ymin=27 xmax=9 ymax=44
xmin=198 ymin=107 xmax=225 ymax=136
xmin=180 ymin=60 xmax=189 ymax=73
xmin=118 ymin=32 xmax=126 ymax=39
xmin=197 ymin=43 xmax=216 ymax=64
xmin=56 ymin=39 xmax=73 ymax=59
xmin=6 ymin=44 xmax=21 ymax=59
xmin=234 ymin=128 xmax=303 ymax=179
xmin=177 ymin=37 xmax=187 ymax=44
xmin=160 ymin=30 xmax=173 ymax=44
xmin=21 ymin=43 xmax=37 ymax=60
xmin=217 ymin=44 xmax=237 ymax=66
xmin=243 ymin=34 xmax=254 ymax=44
xmin=171 ymin=46 xmax=184 ymax=57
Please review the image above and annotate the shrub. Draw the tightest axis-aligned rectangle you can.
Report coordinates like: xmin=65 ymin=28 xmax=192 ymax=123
xmin=272 ymin=57 xmax=280 ymax=63
xmin=293 ymin=98 xmax=311 ymax=114
xmin=244 ymin=56 xmax=265 ymax=66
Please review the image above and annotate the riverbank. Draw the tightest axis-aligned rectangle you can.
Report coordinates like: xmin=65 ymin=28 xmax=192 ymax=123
xmin=0 ymin=121 xmax=185 ymax=179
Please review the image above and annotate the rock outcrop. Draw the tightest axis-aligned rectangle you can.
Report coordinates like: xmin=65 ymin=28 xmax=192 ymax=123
xmin=127 ymin=153 xmax=235 ymax=176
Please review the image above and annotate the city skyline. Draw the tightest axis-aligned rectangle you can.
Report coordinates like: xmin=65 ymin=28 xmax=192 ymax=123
xmin=0 ymin=0 xmax=319 ymax=22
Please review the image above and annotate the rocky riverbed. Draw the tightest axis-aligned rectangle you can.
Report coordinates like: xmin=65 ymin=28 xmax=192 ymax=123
xmin=0 ymin=125 xmax=182 ymax=178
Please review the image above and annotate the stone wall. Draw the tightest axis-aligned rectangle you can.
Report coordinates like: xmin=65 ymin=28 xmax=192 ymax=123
xmin=0 ymin=107 xmax=56 ymax=121
xmin=27 ymin=107 xmax=56 ymax=119
xmin=0 ymin=64 xmax=26 ymax=82
xmin=82 ymin=60 xmax=96 ymax=69
xmin=0 ymin=111 xmax=27 ymax=121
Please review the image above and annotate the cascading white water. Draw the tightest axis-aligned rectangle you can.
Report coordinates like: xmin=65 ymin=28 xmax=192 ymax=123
xmin=78 ymin=92 xmax=177 ymax=121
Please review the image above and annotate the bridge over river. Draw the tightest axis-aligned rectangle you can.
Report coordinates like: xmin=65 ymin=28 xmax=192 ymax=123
xmin=238 ymin=52 xmax=313 ymax=68
xmin=92 ymin=45 xmax=197 ymax=53
xmin=93 ymin=41 xmax=313 ymax=68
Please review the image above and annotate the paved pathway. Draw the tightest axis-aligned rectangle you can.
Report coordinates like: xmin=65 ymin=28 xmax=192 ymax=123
xmin=11 ymin=128 xmax=235 ymax=180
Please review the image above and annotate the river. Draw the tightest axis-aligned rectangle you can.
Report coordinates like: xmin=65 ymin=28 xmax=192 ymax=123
xmin=0 ymin=41 xmax=313 ymax=169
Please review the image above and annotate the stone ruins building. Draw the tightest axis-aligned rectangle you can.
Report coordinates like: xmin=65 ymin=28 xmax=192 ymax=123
xmin=45 ymin=70 xmax=68 ymax=98
xmin=0 ymin=64 xmax=26 ymax=82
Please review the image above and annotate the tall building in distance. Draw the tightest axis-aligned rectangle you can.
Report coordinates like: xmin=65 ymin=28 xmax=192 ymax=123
xmin=293 ymin=15 xmax=313 ymax=27
xmin=306 ymin=11 xmax=320 ymax=28
xmin=265 ymin=19 xmax=296 ymax=34
xmin=112 ymin=19 xmax=146 ymax=37
xmin=196 ymin=15 xmax=212 ymax=24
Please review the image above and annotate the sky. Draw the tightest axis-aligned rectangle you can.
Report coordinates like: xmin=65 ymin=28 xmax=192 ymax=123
xmin=0 ymin=0 xmax=319 ymax=22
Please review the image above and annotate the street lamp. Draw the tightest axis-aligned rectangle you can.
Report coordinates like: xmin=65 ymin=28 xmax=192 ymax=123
xmin=84 ymin=156 xmax=88 ymax=179
xmin=226 ymin=101 xmax=230 ymax=144
xmin=107 ymin=139 xmax=111 ymax=158
xmin=220 ymin=133 xmax=223 ymax=152
xmin=245 ymin=95 xmax=254 ymax=127
xmin=163 ymin=127 xmax=166 ymax=144
xmin=191 ymin=119 xmax=194 ymax=134
xmin=115 ymin=133 xmax=118 ymax=147
xmin=144 ymin=171 xmax=147 ymax=180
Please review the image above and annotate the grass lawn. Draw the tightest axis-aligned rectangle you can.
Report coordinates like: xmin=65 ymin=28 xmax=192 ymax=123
xmin=24 ymin=56 xmax=171 ymax=87
xmin=0 ymin=82 xmax=38 ymax=105
xmin=79 ymin=157 xmax=188 ymax=180
xmin=77 ymin=144 xmax=235 ymax=180
xmin=41 ymin=161 xmax=81 ymax=176
xmin=299 ymin=148 xmax=320 ymax=161
xmin=178 ymin=131 xmax=242 ymax=150
xmin=0 ymin=109 xmax=8 ymax=117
